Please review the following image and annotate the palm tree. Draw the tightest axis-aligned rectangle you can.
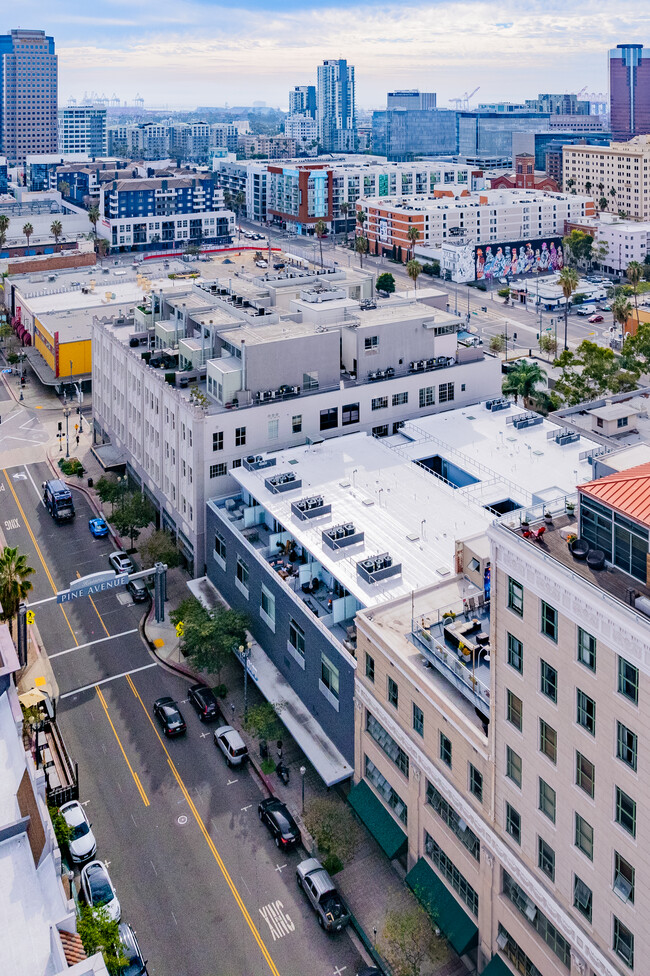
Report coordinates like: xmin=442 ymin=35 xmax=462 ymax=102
xmin=223 ymin=189 xmax=232 ymax=210
xmin=407 ymin=259 xmax=422 ymax=293
xmin=626 ymin=260 xmax=643 ymax=323
xmin=88 ymin=206 xmax=100 ymax=240
xmin=406 ymin=225 xmax=420 ymax=261
xmin=339 ymin=201 xmax=349 ymax=242
xmin=234 ymin=191 xmax=246 ymax=240
xmin=0 ymin=546 xmax=34 ymax=634
xmin=0 ymin=214 xmax=9 ymax=250
xmin=354 ymin=234 xmax=368 ymax=268
xmin=558 ymin=266 xmax=579 ymax=351
xmin=584 ymin=180 xmax=592 ymax=196
xmin=502 ymin=361 xmax=548 ymax=406
xmin=22 ymin=222 xmax=33 ymax=249
xmin=610 ymin=187 xmax=617 ymax=204
xmin=597 ymin=182 xmax=605 ymax=196
xmin=612 ymin=294 xmax=634 ymax=338
xmin=58 ymin=180 xmax=70 ymax=199
xmin=356 ymin=209 xmax=366 ymax=237
xmin=314 ymin=219 xmax=327 ymax=267
xmin=598 ymin=196 xmax=608 ymax=212
xmin=51 ymin=220 xmax=63 ymax=246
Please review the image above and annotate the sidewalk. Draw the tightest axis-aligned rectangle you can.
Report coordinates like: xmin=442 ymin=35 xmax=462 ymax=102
xmin=145 ymin=566 xmax=469 ymax=976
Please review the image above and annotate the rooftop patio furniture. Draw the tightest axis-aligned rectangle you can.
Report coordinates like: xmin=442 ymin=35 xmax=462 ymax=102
xmin=532 ymin=525 xmax=546 ymax=542
xmin=586 ymin=549 xmax=605 ymax=571
xmin=570 ymin=538 xmax=590 ymax=560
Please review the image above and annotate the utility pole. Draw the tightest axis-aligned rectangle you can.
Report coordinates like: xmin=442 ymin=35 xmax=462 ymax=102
xmin=63 ymin=406 xmax=70 ymax=458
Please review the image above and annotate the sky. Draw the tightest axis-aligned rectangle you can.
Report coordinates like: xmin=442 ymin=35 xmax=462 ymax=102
xmin=13 ymin=1 xmax=650 ymax=110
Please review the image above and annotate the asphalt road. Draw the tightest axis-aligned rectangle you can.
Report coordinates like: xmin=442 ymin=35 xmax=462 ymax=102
xmin=1 ymin=461 xmax=364 ymax=976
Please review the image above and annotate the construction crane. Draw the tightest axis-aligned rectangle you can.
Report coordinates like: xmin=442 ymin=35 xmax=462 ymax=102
xmin=449 ymin=87 xmax=480 ymax=111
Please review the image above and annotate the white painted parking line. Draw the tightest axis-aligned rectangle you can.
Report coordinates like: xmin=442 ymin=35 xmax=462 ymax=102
xmin=274 ymin=863 xmax=287 ymax=873
xmin=259 ymin=901 xmax=295 ymax=941
xmin=50 ymin=628 xmax=139 ymax=658
xmin=241 ymin=804 xmax=252 ymax=812
xmin=23 ymin=464 xmax=44 ymax=504
xmin=227 ymin=778 xmax=238 ymax=786
xmin=59 ymin=662 xmax=158 ymax=699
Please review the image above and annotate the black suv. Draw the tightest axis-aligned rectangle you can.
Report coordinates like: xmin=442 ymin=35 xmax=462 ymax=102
xmin=258 ymin=798 xmax=301 ymax=849
xmin=187 ymin=684 xmax=220 ymax=722
xmin=153 ymin=697 xmax=187 ymax=737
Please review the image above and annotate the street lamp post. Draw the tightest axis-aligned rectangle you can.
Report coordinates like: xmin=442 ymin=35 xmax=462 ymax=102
xmin=239 ymin=641 xmax=253 ymax=721
xmin=63 ymin=406 xmax=70 ymax=458
xmin=300 ymin=765 xmax=306 ymax=813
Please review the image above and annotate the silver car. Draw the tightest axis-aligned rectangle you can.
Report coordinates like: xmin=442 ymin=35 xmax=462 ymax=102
xmin=59 ymin=801 xmax=97 ymax=863
xmin=296 ymin=857 xmax=350 ymax=932
xmin=109 ymin=550 xmax=134 ymax=574
xmin=213 ymin=725 xmax=248 ymax=767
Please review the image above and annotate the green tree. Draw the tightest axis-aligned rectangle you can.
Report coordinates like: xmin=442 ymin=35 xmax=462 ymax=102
xmin=57 ymin=180 xmax=70 ymax=199
xmin=22 ymin=222 xmax=33 ymax=248
xmin=0 ymin=322 xmax=12 ymax=346
xmin=48 ymin=805 xmax=73 ymax=848
xmin=314 ymin=218 xmax=327 ymax=268
xmin=406 ymin=259 xmax=422 ymax=293
xmin=562 ymin=229 xmax=593 ymax=269
xmin=223 ymin=189 xmax=233 ymax=210
xmin=584 ymin=180 xmax=592 ymax=195
xmin=380 ymin=901 xmax=442 ymax=976
xmin=502 ymin=360 xmax=547 ymax=406
xmin=50 ymin=220 xmax=63 ymax=246
xmin=243 ymin=700 xmax=285 ymax=743
xmin=406 ymin=225 xmax=420 ymax=261
xmin=112 ymin=492 xmax=155 ymax=549
xmin=538 ymin=333 xmax=557 ymax=359
xmin=303 ymin=797 xmax=361 ymax=867
xmin=354 ymin=234 xmax=368 ymax=268
xmin=558 ymin=266 xmax=579 ymax=351
xmin=97 ymin=238 xmax=109 ymax=259
xmin=0 ymin=214 xmax=9 ymax=250
xmin=339 ymin=201 xmax=349 ymax=241
xmin=170 ymin=595 xmax=210 ymax=631
xmin=626 ymin=260 xmax=644 ymax=323
xmin=554 ymin=340 xmax=640 ymax=405
xmin=88 ymin=206 xmax=100 ymax=240
xmin=94 ymin=475 xmax=121 ymax=513
xmin=598 ymin=196 xmax=609 ymax=212
xmin=612 ymin=294 xmax=634 ymax=337
xmin=183 ymin=607 xmax=249 ymax=681
xmin=376 ymin=272 xmax=395 ymax=294
xmin=77 ymin=904 xmax=126 ymax=976
xmin=356 ymin=208 xmax=367 ymax=235
xmin=489 ymin=334 xmax=505 ymax=353
xmin=0 ymin=546 xmax=35 ymax=633
xmin=138 ymin=529 xmax=181 ymax=569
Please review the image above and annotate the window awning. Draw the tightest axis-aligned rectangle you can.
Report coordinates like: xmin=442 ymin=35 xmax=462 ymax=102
xmin=480 ymin=955 xmax=512 ymax=976
xmin=405 ymin=857 xmax=478 ymax=957
xmin=348 ymin=779 xmax=408 ymax=860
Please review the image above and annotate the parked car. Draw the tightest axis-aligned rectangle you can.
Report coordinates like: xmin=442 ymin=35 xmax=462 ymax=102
xmin=187 ymin=684 xmax=220 ymax=722
xmin=597 ymin=304 xmax=612 ymax=312
xmin=116 ymin=923 xmax=148 ymax=976
xmin=153 ymin=696 xmax=187 ymax=737
xmin=255 ymin=260 xmax=268 ymax=268
xmin=214 ymin=725 xmax=248 ymax=766
xmin=59 ymin=800 xmax=97 ymax=863
xmin=258 ymin=798 xmax=301 ymax=849
xmin=126 ymin=578 xmax=148 ymax=603
xmin=88 ymin=517 xmax=109 ymax=539
xmin=588 ymin=314 xmax=604 ymax=323
xmin=80 ymin=860 xmax=121 ymax=921
xmin=296 ymin=858 xmax=351 ymax=932
xmin=273 ymin=262 xmax=285 ymax=270
xmin=109 ymin=551 xmax=134 ymax=574
xmin=575 ymin=307 xmax=592 ymax=317
xmin=357 ymin=969 xmax=383 ymax=976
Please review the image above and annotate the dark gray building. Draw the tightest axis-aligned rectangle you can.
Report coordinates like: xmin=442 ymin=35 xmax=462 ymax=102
xmin=457 ymin=112 xmax=551 ymax=164
xmin=371 ymin=109 xmax=457 ymax=161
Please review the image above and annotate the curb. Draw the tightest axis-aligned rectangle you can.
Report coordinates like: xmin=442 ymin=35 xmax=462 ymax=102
xmin=44 ymin=449 xmax=126 ymax=550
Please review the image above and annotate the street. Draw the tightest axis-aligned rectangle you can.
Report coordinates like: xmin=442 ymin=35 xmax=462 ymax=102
xmin=1 ymin=461 xmax=365 ymax=976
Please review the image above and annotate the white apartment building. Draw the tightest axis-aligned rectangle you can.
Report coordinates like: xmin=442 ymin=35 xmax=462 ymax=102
xmin=563 ymin=136 xmax=650 ymax=219
xmin=91 ymin=272 xmax=500 ymax=571
xmin=284 ymin=114 xmax=318 ymax=147
xmin=593 ymin=216 xmax=650 ymax=274
xmin=57 ymin=106 xmax=107 ymax=157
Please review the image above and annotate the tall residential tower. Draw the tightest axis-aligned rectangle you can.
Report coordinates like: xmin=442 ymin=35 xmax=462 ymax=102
xmin=317 ymin=59 xmax=356 ymax=152
xmin=0 ymin=29 xmax=57 ymax=163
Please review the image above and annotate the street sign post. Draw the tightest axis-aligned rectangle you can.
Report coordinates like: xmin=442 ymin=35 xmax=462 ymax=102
xmin=57 ymin=571 xmax=129 ymax=603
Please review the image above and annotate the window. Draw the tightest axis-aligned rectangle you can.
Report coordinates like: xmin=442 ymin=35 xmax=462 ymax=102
xmin=618 ymin=656 xmax=639 ymax=704
xmin=576 ymin=689 xmax=596 ymax=735
xmin=320 ymin=653 xmax=340 ymax=705
xmin=616 ymin=721 xmax=637 ymax=771
xmin=412 ymin=702 xmax=423 ymax=737
xmin=576 ymin=752 xmax=595 ymax=798
xmin=372 ymin=424 xmax=389 ymax=437
xmin=613 ymin=917 xmax=634 ymax=969
xmin=506 ymin=803 xmax=521 ymax=844
xmin=506 ymin=746 xmax=522 ymax=787
xmin=260 ymin=585 xmax=275 ymax=629
xmin=371 ymin=396 xmax=388 ymax=411
xmin=210 ymin=463 xmax=227 ymax=478
xmin=538 ymin=837 xmax=555 ymax=881
xmin=419 ymin=385 xmax=435 ymax=408
xmin=365 ymin=652 xmax=375 ymax=683
xmin=366 ymin=712 xmax=409 ymax=777
xmin=303 ymin=370 xmax=319 ymax=390
xmin=540 ymin=661 xmax=558 ymax=702
xmin=365 ymin=756 xmax=407 ymax=825
xmin=288 ymin=618 xmax=305 ymax=658
xmin=541 ymin=601 xmax=558 ymax=642
xmin=425 ymin=781 xmax=480 ymax=860
xmin=235 ymin=426 xmax=246 ymax=446
xmin=439 ymin=732 xmax=452 ymax=768
xmin=507 ymin=633 xmax=523 ymax=673
xmin=387 ymin=676 xmax=399 ymax=709
xmin=212 ymin=431 xmax=224 ymax=451
xmin=538 ymin=778 xmax=556 ymax=822
xmin=424 ymin=833 xmax=479 ymax=917
xmin=268 ymin=418 xmax=279 ymax=439
xmin=319 ymin=407 xmax=338 ymax=431
xmin=214 ymin=530 xmax=226 ymax=567
xmin=575 ymin=813 xmax=593 ymax=859
xmin=573 ymin=875 xmax=592 ymax=922
xmin=364 ymin=335 xmax=378 ymax=350
xmin=392 ymin=391 xmax=408 ymax=406
xmin=616 ymin=787 xmax=636 ymax=837
xmin=507 ymin=690 xmax=522 ymax=731
xmin=342 ymin=402 xmax=359 ymax=425
xmin=617 ymin=416 xmax=629 ymax=429
xmin=577 ymin=627 xmax=596 ymax=671
xmin=507 ymin=577 xmax=523 ymax=616
xmin=235 ymin=556 xmax=249 ymax=596
xmin=292 ymin=414 xmax=302 ymax=434
xmin=438 ymin=382 xmax=454 ymax=403
xmin=469 ymin=764 xmax=483 ymax=803
xmin=614 ymin=852 xmax=635 ymax=903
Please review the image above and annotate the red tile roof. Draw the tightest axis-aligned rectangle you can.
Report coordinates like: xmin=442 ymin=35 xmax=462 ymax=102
xmin=579 ymin=461 xmax=650 ymax=526
xmin=59 ymin=929 xmax=87 ymax=967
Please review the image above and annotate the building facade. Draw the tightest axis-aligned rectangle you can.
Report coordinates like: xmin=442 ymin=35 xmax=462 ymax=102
xmin=284 ymin=114 xmax=318 ymax=149
xmin=371 ymin=109 xmax=458 ymax=161
xmin=0 ymin=29 xmax=57 ymax=164
xmin=563 ymin=137 xmax=650 ymax=220
xmin=317 ymin=59 xmax=356 ymax=153
xmin=609 ymin=43 xmax=650 ymax=141
xmin=387 ymin=90 xmax=437 ymax=110
xmin=289 ymin=85 xmax=317 ymax=118
xmin=58 ymin=106 xmax=107 ymax=157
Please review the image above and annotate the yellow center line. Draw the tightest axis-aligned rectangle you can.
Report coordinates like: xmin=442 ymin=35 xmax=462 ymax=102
xmin=125 ymin=674 xmax=281 ymax=976
xmin=96 ymin=686 xmax=150 ymax=806
xmin=2 ymin=468 xmax=78 ymax=646
xmin=76 ymin=570 xmax=110 ymax=638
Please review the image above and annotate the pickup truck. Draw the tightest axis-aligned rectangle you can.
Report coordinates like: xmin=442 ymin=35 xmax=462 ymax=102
xmin=296 ymin=858 xmax=350 ymax=932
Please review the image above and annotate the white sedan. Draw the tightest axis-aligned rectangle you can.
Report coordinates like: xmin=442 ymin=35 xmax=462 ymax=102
xmin=59 ymin=801 xmax=97 ymax=864
xmin=80 ymin=860 xmax=121 ymax=921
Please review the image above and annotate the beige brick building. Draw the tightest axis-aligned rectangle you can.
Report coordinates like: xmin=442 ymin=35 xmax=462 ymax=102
xmin=563 ymin=136 xmax=650 ymax=219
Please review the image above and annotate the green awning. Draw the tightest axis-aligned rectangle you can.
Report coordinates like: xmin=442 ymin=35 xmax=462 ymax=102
xmin=406 ymin=857 xmax=478 ymax=957
xmin=348 ymin=780 xmax=408 ymax=860
xmin=481 ymin=956 xmax=512 ymax=976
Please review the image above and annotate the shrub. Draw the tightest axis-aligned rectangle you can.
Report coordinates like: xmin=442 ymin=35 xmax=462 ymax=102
xmin=322 ymin=853 xmax=344 ymax=875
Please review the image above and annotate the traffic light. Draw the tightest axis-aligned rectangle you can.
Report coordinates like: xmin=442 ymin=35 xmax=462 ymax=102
xmin=58 ymin=421 xmax=62 ymax=432
xmin=26 ymin=610 xmax=35 ymax=625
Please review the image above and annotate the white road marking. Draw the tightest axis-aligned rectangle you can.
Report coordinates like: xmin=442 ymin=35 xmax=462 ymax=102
xmin=150 ymin=860 xmax=158 ymax=876
xmin=240 ymin=876 xmax=252 ymax=898
xmin=274 ymin=863 xmax=287 ymax=873
xmin=23 ymin=464 xmax=44 ymax=503
xmin=227 ymin=778 xmax=238 ymax=785
xmin=12 ymin=472 xmax=26 ymax=480
xmin=177 ymin=815 xmax=188 ymax=825
xmin=171 ymin=911 xmax=178 ymax=926
xmin=259 ymin=901 xmax=295 ymax=941
xmin=332 ymin=967 xmax=347 ymax=976
xmin=199 ymin=731 xmax=210 ymax=738
xmin=59 ymin=662 xmax=157 ymax=699
xmin=131 ymin=814 xmax=137 ymax=827
xmin=50 ymin=628 xmax=139 ymax=659
xmin=241 ymin=804 xmax=252 ymax=812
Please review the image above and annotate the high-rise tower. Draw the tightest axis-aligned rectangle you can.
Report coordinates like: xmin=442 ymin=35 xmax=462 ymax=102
xmin=609 ymin=43 xmax=650 ymax=140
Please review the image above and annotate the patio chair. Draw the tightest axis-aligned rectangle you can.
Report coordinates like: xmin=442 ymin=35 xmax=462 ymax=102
xmin=532 ymin=525 xmax=546 ymax=542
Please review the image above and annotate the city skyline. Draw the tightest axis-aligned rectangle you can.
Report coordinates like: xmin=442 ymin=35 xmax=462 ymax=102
xmin=16 ymin=0 xmax=650 ymax=109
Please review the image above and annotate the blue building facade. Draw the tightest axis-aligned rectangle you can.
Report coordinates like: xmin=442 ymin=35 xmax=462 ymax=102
xmin=372 ymin=109 xmax=458 ymax=160
xmin=0 ymin=157 xmax=7 ymax=193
